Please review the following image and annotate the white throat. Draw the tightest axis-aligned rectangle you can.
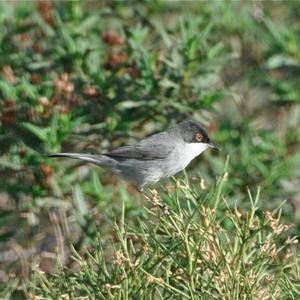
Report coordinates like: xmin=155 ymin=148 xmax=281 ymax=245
xmin=181 ymin=142 xmax=208 ymax=168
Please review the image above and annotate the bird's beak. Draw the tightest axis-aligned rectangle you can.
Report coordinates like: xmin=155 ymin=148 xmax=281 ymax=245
xmin=208 ymin=142 xmax=221 ymax=152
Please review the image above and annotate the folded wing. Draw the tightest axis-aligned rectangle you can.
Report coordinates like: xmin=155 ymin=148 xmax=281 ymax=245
xmin=104 ymin=132 xmax=175 ymax=160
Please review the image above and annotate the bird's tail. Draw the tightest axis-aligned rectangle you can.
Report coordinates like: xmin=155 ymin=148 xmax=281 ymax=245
xmin=48 ymin=153 xmax=105 ymax=165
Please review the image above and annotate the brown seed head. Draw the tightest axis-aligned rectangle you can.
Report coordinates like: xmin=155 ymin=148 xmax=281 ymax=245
xmin=2 ymin=65 xmax=16 ymax=83
xmin=1 ymin=100 xmax=17 ymax=125
xmin=101 ymin=31 xmax=124 ymax=47
xmin=40 ymin=164 xmax=53 ymax=178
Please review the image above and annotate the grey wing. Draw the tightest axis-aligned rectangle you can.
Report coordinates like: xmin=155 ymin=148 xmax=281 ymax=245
xmin=104 ymin=132 xmax=174 ymax=160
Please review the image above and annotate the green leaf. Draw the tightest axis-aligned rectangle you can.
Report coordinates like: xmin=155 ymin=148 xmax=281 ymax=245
xmin=73 ymin=184 xmax=88 ymax=216
xmin=92 ymin=171 xmax=103 ymax=201
xmin=22 ymin=123 xmax=48 ymax=142
xmin=0 ymin=158 xmax=22 ymax=171
xmin=266 ymin=54 xmax=300 ymax=69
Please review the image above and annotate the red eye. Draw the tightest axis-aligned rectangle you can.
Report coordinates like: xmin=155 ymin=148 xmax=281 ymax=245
xmin=195 ymin=133 xmax=203 ymax=142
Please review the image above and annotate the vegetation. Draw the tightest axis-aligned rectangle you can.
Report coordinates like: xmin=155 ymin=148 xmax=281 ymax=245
xmin=0 ymin=1 xmax=299 ymax=299
xmin=30 ymin=178 xmax=300 ymax=299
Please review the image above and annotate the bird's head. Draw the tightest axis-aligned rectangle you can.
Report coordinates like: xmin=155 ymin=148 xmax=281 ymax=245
xmin=176 ymin=120 xmax=220 ymax=151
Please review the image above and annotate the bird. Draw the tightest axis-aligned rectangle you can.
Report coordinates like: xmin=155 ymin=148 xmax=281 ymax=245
xmin=48 ymin=120 xmax=219 ymax=191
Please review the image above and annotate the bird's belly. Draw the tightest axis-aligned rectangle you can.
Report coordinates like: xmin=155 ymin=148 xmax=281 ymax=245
xmin=115 ymin=159 xmax=163 ymax=188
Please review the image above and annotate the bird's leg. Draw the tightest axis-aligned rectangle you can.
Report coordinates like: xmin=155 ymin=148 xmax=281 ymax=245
xmin=138 ymin=188 xmax=170 ymax=214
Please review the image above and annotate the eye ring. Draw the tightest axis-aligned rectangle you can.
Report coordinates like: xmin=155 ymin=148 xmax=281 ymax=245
xmin=195 ymin=133 xmax=203 ymax=142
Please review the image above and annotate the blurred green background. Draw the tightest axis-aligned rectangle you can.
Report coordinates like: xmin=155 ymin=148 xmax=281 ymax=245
xmin=0 ymin=1 xmax=300 ymax=297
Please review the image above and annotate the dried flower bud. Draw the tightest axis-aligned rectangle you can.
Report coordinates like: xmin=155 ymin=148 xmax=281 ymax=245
xmin=54 ymin=78 xmax=65 ymax=94
xmin=27 ymin=107 xmax=37 ymax=121
xmin=61 ymin=73 xmax=69 ymax=82
xmin=64 ymin=82 xmax=74 ymax=94
xmin=285 ymin=236 xmax=298 ymax=245
xmin=32 ymin=42 xmax=43 ymax=54
xmin=40 ymin=164 xmax=53 ymax=178
xmin=128 ymin=65 xmax=139 ymax=79
xmin=38 ymin=96 xmax=50 ymax=106
xmin=83 ymin=86 xmax=99 ymax=97
xmin=200 ymin=178 xmax=207 ymax=190
xmin=264 ymin=211 xmax=287 ymax=235
xmin=38 ymin=0 xmax=54 ymax=26
xmin=31 ymin=73 xmax=41 ymax=85
xmin=113 ymin=250 xmax=126 ymax=266
xmin=101 ymin=31 xmax=124 ymax=47
xmin=1 ymin=100 xmax=17 ymax=125
xmin=51 ymin=95 xmax=61 ymax=105
xmin=59 ymin=105 xmax=70 ymax=114
xmin=2 ymin=65 xmax=16 ymax=83
xmin=105 ymin=52 xmax=128 ymax=69
xmin=19 ymin=147 xmax=27 ymax=157
xmin=146 ymin=274 xmax=154 ymax=284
